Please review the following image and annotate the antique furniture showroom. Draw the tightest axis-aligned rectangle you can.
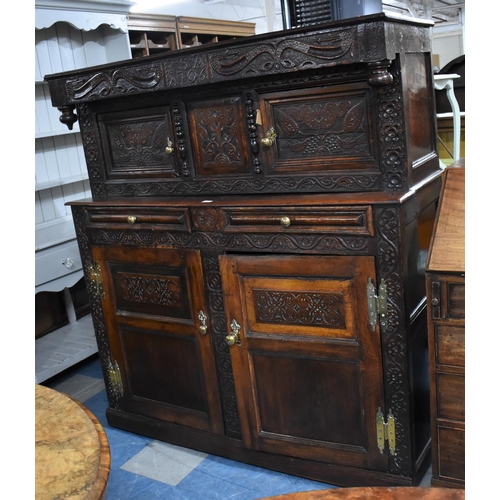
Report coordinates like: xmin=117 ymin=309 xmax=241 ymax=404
xmin=36 ymin=0 xmax=466 ymax=495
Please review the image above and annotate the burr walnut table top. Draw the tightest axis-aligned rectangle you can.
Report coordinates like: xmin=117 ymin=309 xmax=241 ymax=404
xmin=35 ymin=384 xmax=110 ymax=500
xmin=261 ymin=486 xmax=465 ymax=500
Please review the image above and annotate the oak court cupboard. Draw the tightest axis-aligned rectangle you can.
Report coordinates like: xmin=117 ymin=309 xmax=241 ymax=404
xmin=45 ymin=12 xmax=442 ymax=487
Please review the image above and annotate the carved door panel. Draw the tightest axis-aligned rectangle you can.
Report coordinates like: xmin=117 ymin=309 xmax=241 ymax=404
xmin=97 ymin=105 xmax=181 ymax=181
xmin=219 ymin=254 xmax=388 ymax=471
xmin=258 ymin=84 xmax=378 ymax=174
xmin=185 ymin=95 xmax=252 ymax=177
xmin=93 ymin=245 xmax=224 ymax=434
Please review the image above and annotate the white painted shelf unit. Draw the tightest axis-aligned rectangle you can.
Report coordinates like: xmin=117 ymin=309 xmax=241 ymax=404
xmin=35 ymin=0 xmax=133 ymax=382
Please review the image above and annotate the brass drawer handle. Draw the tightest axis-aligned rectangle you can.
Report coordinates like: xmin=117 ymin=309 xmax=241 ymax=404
xmin=280 ymin=216 xmax=291 ymax=228
xmin=165 ymin=137 xmax=175 ymax=155
xmin=127 ymin=215 xmax=137 ymax=224
xmin=261 ymin=127 xmax=277 ymax=147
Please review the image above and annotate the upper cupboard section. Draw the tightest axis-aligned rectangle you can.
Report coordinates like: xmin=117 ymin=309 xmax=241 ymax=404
xmin=48 ymin=14 xmax=440 ymax=198
xmin=82 ymin=81 xmax=382 ymax=198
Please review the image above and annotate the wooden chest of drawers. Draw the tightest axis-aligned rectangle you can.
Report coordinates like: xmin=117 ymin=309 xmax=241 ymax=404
xmin=46 ymin=13 xmax=442 ymax=487
xmin=426 ymin=162 xmax=465 ymax=488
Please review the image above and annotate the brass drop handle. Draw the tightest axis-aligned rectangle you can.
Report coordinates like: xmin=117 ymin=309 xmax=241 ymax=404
xmin=261 ymin=127 xmax=277 ymax=147
xmin=225 ymin=319 xmax=241 ymax=346
xmin=198 ymin=310 xmax=208 ymax=335
xmin=127 ymin=215 xmax=137 ymax=224
xmin=165 ymin=138 xmax=175 ymax=155
xmin=280 ymin=216 xmax=291 ymax=228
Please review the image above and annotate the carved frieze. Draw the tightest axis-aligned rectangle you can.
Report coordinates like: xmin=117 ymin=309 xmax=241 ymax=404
xmin=89 ymin=228 xmax=370 ymax=254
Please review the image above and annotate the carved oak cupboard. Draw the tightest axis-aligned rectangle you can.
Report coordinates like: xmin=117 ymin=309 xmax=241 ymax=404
xmin=46 ymin=13 xmax=442 ymax=487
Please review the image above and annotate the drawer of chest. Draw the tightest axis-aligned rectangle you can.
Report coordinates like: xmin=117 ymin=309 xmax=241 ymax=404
xmin=86 ymin=207 xmax=191 ymax=232
xmin=436 ymin=373 xmax=465 ymax=422
xmin=437 ymin=426 xmax=465 ymax=482
xmin=430 ymin=276 xmax=465 ymax=320
xmin=435 ymin=324 xmax=465 ymax=367
xmin=219 ymin=206 xmax=374 ymax=235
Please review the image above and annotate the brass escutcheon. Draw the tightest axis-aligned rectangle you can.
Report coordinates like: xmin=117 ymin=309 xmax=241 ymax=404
xmin=165 ymin=138 xmax=175 ymax=154
xmin=127 ymin=215 xmax=137 ymax=224
xmin=261 ymin=127 xmax=277 ymax=147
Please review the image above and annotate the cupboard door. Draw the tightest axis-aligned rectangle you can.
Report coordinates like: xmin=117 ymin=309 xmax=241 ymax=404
xmin=219 ymin=254 xmax=388 ymax=470
xmin=98 ymin=106 xmax=179 ymax=180
xmin=93 ymin=246 xmax=224 ymax=434
xmin=259 ymin=84 xmax=378 ymax=174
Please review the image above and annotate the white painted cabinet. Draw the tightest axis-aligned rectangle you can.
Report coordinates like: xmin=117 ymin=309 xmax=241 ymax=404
xmin=35 ymin=0 xmax=132 ymax=383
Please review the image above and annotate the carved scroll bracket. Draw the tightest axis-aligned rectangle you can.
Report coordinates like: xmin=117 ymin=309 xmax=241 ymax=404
xmin=58 ymin=105 xmax=78 ymax=130
xmin=367 ymin=61 xmax=394 ymax=88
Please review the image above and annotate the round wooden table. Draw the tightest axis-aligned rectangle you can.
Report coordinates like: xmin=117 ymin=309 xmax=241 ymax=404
xmin=261 ymin=486 xmax=465 ymax=500
xmin=35 ymin=384 xmax=110 ymax=500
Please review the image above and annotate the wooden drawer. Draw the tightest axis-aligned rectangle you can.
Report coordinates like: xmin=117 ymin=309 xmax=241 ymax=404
xmin=86 ymin=207 xmax=191 ymax=232
xmin=436 ymin=373 xmax=465 ymax=421
xmin=437 ymin=426 xmax=465 ymax=482
xmin=430 ymin=276 xmax=465 ymax=320
xmin=220 ymin=206 xmax=374 ymax=235
xmin=435 ymin=324 xmax=465 ymax=367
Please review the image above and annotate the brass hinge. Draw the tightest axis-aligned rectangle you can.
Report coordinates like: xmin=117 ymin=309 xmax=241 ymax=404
xmin=367 ymin=278 xmax=387 ymax=331
xmin=88 ymin=262 xmax=105 ymax=300
xmin=108 ymin=359 xmax=124 ymax=398
xmin=376 ymin=407 xmax=396 ymax=456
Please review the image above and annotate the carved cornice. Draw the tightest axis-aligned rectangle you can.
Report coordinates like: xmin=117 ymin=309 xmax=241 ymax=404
xmin=47 ymin=16 xmax=431 ymax=107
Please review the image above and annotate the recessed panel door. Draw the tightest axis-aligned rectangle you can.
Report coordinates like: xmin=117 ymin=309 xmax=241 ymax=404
xmin=219 ymin=254 xmax=388 ymax=470
xmin=93 ymin=246 xmax=224 ymax=434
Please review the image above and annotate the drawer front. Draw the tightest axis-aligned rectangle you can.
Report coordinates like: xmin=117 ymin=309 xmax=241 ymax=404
xmin=219 ymin=206 xmax=374 ymax=235
xmin=430 ymin=275 xmax=465 ymax=320
xmin=437 ymin=426 xmax=465 ymax=482
xmin=35 ymin=240 xmax=83 ymax=287
xmin=436 ymin=324 xmax=465 ymax=367
xmin=437 ymin=373 xmax=465 ymax=421
xmin=447 ymin=282 xmax=465 ymax=319
xmin=87 ymin=208 xmax=191 ymax=232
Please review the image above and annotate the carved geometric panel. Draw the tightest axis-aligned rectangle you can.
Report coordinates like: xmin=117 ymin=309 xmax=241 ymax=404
xmin=262 ymin=87 xmax=375 ymax=171
xmin=99 ymin=106 xmax=178 ymax=179
xmin=112 ymin=267 xmax=191 ymax=321
xmin=187 ymin=97 xmax=250 ymax=176
xmin=254 ymin=290 xmax=346 ymax=328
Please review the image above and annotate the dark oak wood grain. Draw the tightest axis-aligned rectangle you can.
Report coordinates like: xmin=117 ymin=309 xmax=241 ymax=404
xmin=48 ymin=12 xmax=443 ymax=488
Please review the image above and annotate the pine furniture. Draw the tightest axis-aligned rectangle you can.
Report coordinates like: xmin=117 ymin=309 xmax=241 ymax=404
xmin=46 ymin=13 xmax=442 ymax=487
